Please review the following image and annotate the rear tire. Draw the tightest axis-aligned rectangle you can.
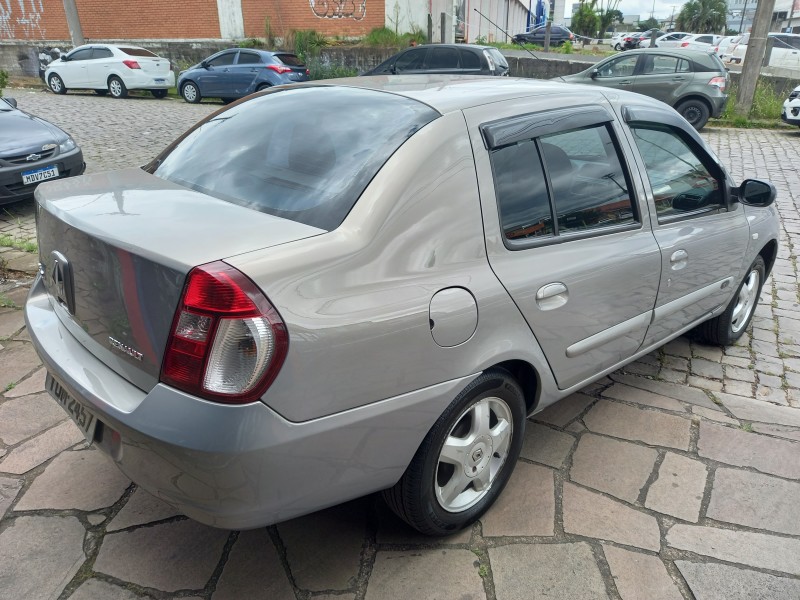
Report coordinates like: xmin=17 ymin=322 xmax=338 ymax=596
xmin=676 ymin=98 xmax=711 ymax=130
xmin=256 ymin=83 xmax=271 ymax=92
xmin=697 ymin=255 xmax=765 ymax=346
xmin=614 ymin=43 xmax=622 ymax=50
xmin=108 ymin=76 xmax=128 ymax=99
xmin=382 ymin=369 xmax=526 ymax=536
xmin=151 ymin=89 xmax=168 ymax=99
xmin=181 ymin=81 xmax=201 ymax=103
xmin=48 ymin=73 xmax=66 ymax=94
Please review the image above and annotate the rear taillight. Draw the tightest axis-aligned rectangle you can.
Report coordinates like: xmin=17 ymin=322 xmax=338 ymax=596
xmin=680 ymin=42 xmax=690 ymax=47
xmin=123 ymin=59 xmax=141 ymax=69
xmin=266 ymin=64 xmax=293 ymax=74
xmin=160 ymin=261 xmax=288 ymax=404
xmin=708 ymin=76 xmax=727 ymax=91
xmin=305 ymin=68 xmax=310 ymax=75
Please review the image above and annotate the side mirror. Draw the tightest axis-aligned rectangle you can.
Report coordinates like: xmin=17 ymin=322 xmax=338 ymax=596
xmin=3 ymin=97 xmax=17 ymax=109
xmin=738 ymin=179 xmax=776 ymax=207
xmin=590 ymin=68 xmax=599 ymax=79
xmin=201 ymin=60 xmax=210 ymax=69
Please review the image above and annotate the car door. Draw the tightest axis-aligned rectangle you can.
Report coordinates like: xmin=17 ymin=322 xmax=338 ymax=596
xmin=423 ymin=46 xmax=461 ymax=74
xmin=197 ymin=51 xmax=237 ymax=96
xmin=458 ymin=48 xmax=484 ymax=75
xmin=621 ymin=104 xmax=750 ymax=346
xmin=465 ymin=95 xmax=662 ymax=390
xmin=632 ymin=54 xmax=693 ymax=105
xmin=230 ymin=50 xmax=262 ymax=95
xmin=589 ymin=54 xmax=640 ymax=91
xmin=59 ymin=47 xmax=92 ymax=87
xmin=393 ymin=47 xmax=429 ymax=74
xmin=86 ymin=47 xmax=114 ymax=87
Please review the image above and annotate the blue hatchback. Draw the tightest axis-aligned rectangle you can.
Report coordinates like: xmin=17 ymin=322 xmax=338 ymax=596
xmin=178 ymin=49 xmax=310 ymax=103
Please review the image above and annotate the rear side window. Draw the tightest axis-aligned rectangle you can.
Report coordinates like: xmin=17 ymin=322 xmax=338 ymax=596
xmin=275 ymin=53 xmax=304 ymax=66
xmin=153 ymin=87 xmax=439 ymax=230
xmin=237 ymin=52 xmax=262 ymax=64
xmin=459 ymin=49 xmax=482 ymax=69
xmin=120 ymin=47 xmax=158 ymax=57
xmin=426 ymin=47 xmax=460 ymax=69
xmin=92 ymin=48 xmax=113 ymax=59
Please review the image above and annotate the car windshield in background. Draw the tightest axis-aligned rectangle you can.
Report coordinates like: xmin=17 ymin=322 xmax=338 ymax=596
xmin=275 ymin=53 xmax=304 ymax=66
xmin=153 ymin=87 xmax=439 ymax=230
xmin=120 ymin=47 xmax=158 ymax=57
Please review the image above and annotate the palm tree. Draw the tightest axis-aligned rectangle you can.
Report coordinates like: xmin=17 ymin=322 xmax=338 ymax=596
xmin=675 ymin=0 xmax=728 ymax=33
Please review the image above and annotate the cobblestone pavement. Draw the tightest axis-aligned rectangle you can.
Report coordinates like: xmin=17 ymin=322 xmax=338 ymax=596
xmin=2 ymin=91 xmax=800 ymax=599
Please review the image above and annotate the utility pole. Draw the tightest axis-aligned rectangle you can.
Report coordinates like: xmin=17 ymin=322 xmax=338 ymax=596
xmin=738 ymin=0 xmax=749 ymax=33
xmin=735 ymin=0 xmax=777 ymax=116
xmin=62 ymin=0 xmax=85 ymax=46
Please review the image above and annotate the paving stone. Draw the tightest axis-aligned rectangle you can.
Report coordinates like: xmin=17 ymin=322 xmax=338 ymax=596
xmin=602 ymin=384 xmax=685 ymax=413
xmin=623 ymin=361 xmax=659 ymax=377
xmin=707 ymin=468 xmax=800 ymax=535
xmin=0 ymin=420 xmax=85 ymax=475
xmin=365 ymin=549 xmax=483 ymax=600
xmin=490 ymin=543 xmax=607 ymax=600
xmin=663 ymin=337 xmax=692 ymax=358
xmin=375 ymin=503 xmax=472 ymax=545
xmin=667 ymin=524 xmax=800 ymax=576
xmin=693 ymin=345 xmax=723 ymax=362
xmin=755 ymin=360 xmax=784 ymax=376
xmin=278 ymin=500 xmax=366 ymax=591
xmin=657 ymin=368 xmax=687 ymax=384
xmin=603 ymin=545 xmax=682 ymax=600
xmin=698 ymin=421 xmax=800 ymax=479
xmin=2 ymin=367 xmax=46 ymax=398
xmin=583 ymin=401 xmax=691 ymax=450
xmin=563 ymin=483 xmax=660 ymax=551
xmin=87 ymin=514 xmax=106 ymax=526
xmin=691 ymin=406 xmax=738 ymax=425
xmin=0 ymin=475 xmax=23 ymax=519
xmin=533 ymin=393 xmax=594 ymax=427
xmin=676 ymin=560 xmax=800 ymax=600
xmin=662 ymin=355 xmax=689 ymax=371
xmin=755 ymin=385 xmax=788 ymax=405
xmin=482 ymin=462 xmax=554 ymax=537
xmin=15 ymin=448 xmax=130 ymax=511
xmin=724 ymin=345 xmax=751 ymax=358
xmin=752 ymin=327 xmax=777 ymax=343
xmin=94 ymin=519 xmax=229 ymax=592
xmin=688 ymin=376 xmax=722 ymax=392
xmin=751 ymin=423 xmax=800 ymax=441
xmin=691 ymin=358 xmax=724 ymax=379
xmin=69 ymin=579 xmax=146 ymax=600
xmin=786 ymin=371 xmax=800 ymax=388
xmin=212 ymin=529 xmax=295 ymax=600
xmin=645 ymin=453 xmax=707 ymax=523
xmin=0 ymin=391 xmax=67 ymax=445
xmin=570 ymin=434 xmax=657 ymax=503
xmin=520 ymin=422 xmax=575 ymax=468
xmin=106 ymin=487 xmax=181 ymax=532
xmin=0 ymin=343 xmax=42 ymax=391
xmin=723 ymin=379 xmax=754 ymax=397
xmin=0 ymin=516 xmax=86 ymax=600
xmin=718 ymin=392 xmax=800 ymax=427
xmin=609 ymin=374 xmax=718 ymax=410
xmin=722 ymin=355 xmax=752 ymax=368
xmin=0 ymin=310 xmax=24 ymax=339
xmin=725 ymin=365 xmax=755 ymax=382
xmin=565 ymin=421 xmax=586 ymax=433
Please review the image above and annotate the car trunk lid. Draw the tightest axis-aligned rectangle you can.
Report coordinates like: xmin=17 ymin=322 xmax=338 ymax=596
xmin=35 ymin=167 xmax=324 ymax=392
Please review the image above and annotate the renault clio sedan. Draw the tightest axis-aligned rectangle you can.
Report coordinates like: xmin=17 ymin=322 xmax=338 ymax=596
xmin=0 ymin=97 xmax=84 ymax=206
xmin=26 ymin=77 xmax=778 ymax=536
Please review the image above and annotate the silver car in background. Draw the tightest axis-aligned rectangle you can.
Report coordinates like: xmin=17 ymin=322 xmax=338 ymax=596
xmin=27 ymin=77 xmax=778 ymax=536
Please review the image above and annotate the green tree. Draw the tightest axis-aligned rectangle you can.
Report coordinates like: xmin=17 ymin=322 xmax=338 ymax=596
xmin=639 ymin=17 xmax=660 ymax=31
xmin=675 ymin=0 xmax=728 ymax=33
xmin=0 ymin=70 xmax=7 ymax=98
xmin=572 ymin=0 xmax=600 ymax=38
xmin=595 ymin=0 xmax=624 ymax=35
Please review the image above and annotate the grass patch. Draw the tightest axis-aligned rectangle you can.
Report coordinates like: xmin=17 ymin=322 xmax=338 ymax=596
xmin=0 ymin=69 xmax=7 ymax=97
xmin=0 ymin=293 xmax=17 ymax=308
xmin=739 ymin=422 xmax=754 ymax=432
xmin=361 ymin=26 xmax=425 ymax=47
xmin=720 ymin=80 xmax=785 ymax=123
xmin=0 ymin=234 xmax=37 ymax=253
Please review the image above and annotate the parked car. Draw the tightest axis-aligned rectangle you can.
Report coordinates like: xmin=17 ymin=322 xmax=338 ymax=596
xmin=513 ymin=25 xmax=574 ymax=46
xmin=608 ymin=32 xmax=634 ymax=51
xmin=0 ymin=97 xmax=84 ymax=206
xmin=728 ymin=32 xmax=800 ymax=70
xmin=781 ymin=84 xmax=800 ymax=126
xmin=363 ymin=43 xmax=509 ymax=76
xmin=652 ymin=32 xmax=692 ymax=48
xmin=45 ymin=44 xmax=175 ymax=99
xmin=714 ymin=35 xmax=738 ymax=60
xmin=557 ymin=48 xmax=729 ymax=130
xmin=26 ymin=76 xmax=778 ymax=536
xmin=178 ymin=49 xmax=310 ymax=104
xmin=677 ymin=33 xmax=722 ymax=52
xmin=622 ymin=31 xmax=652 ymax=50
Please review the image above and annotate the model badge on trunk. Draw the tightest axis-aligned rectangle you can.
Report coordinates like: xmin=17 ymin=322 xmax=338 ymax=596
xmin=109 ymin=336 xmax=144 ymax=361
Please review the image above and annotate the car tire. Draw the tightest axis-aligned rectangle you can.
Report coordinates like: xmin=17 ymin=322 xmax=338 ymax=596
xmin=614 ymin=43 xmax=622 ymax=50
xmin=108 ymin=76 xmax=128 ymax=99
xmin=382 ymin=369 xmax=526 ymax=536
xmin=181 ymin=81 xmax=201 ymax=104
xmin=256 ymin=83 xmax=271 ymax=92
xmin=697 ymin=255 xmax=765 ymax=346
xmin=151 ymin=89 xmax=168 ymax=99
xmin=94 ymin=89 xmax=108 ymax=96
xmin=676 ymin=98 xmax=711 ymax=130
xmin=48 ymin=74 xmax=67 ymax=95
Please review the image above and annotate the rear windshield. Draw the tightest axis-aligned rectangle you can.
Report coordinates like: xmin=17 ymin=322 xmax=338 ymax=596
xmin=152 ymin=87 xmax=439 ymax=230
xmin=120 ymin=47 xmax=159 ymax=57
xmin=275 ymin=53 xmax=304 ymax=66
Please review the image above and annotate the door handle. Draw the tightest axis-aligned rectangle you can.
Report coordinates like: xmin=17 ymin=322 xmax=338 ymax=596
xmin=536 ymin=283 xmax=568 ymax=311
xmin=619 ymin=80 xmax=632 ymax=85
xmin=672 ymin=76 xmax=686 ymax=80
xmin=670 ymin=249 xmax=689 ymax=270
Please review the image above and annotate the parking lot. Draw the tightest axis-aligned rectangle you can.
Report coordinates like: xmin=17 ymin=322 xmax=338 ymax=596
xmin=1 ymin=90 xmax=800 ymax=599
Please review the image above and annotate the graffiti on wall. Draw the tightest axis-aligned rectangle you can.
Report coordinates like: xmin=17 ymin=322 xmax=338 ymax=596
xmin=309 ymin=0 xmax=367 ymax=21
xmin=0 ymin=0 xmax=46 ymax=40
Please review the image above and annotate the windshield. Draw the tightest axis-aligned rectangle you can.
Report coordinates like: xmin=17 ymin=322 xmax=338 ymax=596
xmin=153 ymin=86 xmax=439 ymax=230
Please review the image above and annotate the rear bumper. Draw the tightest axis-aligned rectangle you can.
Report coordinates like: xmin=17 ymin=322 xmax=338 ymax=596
xmin=121 ymin=70 xmax=176 ymax=90
xmin=25 ymin=275 xmax=469 ymax=529
xmin=0 ymin=148 xmax=84 ymax=206
xmin=782 ymin=100 xmax=800 ymax=125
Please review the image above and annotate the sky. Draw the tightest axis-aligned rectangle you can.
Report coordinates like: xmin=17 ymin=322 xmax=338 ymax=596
xmin=598 ymin=0 xmax=685 ymax=21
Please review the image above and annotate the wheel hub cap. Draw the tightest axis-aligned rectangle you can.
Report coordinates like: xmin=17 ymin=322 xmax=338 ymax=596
xmin=464 ymin=435 xmax=492 ymax=478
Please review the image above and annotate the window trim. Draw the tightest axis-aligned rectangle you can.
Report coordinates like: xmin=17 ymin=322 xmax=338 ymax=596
xmin=481 ymin=106 xmax=614 ymax=150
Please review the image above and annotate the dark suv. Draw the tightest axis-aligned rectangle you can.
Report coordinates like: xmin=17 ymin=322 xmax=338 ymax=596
xmin=513 ymin=25 xmax=574 ymax=46
xmin=363 ymin=44 xmax=509 ymax=76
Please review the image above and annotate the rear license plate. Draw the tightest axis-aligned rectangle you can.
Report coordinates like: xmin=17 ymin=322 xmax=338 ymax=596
xmin=154 ymin=78 xmax=165 ymax=83
xmin=22 ymin=165 xmax=59 ymax=185
xmin=47 ymin=373 xmax=97 ymax=443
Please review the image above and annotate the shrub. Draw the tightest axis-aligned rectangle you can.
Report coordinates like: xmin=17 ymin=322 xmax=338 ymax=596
xmin=560 ymin=40 xmax=574 ymax=54
xmin=364 ymin=26 xmax=401 ymax=47
xmin=0 ymin=70 xmax=7 ymax=97
xmin=306 ymin=58 xmax=358 ymax=80
xmin=286 ymin=29 xmax=328 ymax=61
xmin=237 ymin=38 xmax=265 ymax=49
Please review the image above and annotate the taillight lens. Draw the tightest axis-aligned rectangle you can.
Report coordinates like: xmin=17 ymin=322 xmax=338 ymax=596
xmin=708 ymin=76 xmax=727 ymax=91
xmin=160 ymin=261 xmax=288 ymax=404
xmin=680 ymin=42 xmax=690 ymax=47
xmin=266 ymin=64 xmax=293 ymax=74
xmin=123 ymin=59 xmax=141 ymax=69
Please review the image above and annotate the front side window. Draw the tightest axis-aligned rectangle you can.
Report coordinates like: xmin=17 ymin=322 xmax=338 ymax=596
xmin=67 ymin=48 xmax=92 ymax=61
xmin=631 ymin=126 xmax=723 ymax=220
xmin=395 ymin=48 xmax=427 ymax=72
xmin=597 ymin=55 xmax=638 ymax=78
xmin=208 ymin=53 xmax=236 ymax=67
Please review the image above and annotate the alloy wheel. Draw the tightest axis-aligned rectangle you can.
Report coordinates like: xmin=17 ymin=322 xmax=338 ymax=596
xmin=731 ymin=269 xmax=760 ymax=333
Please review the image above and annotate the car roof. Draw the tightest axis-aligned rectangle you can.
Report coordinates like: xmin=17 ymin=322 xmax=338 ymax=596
xmin=615 ymin=48 xmax=719 ymax=58
xmin=398 ymin=43 xmax=495 ymax=51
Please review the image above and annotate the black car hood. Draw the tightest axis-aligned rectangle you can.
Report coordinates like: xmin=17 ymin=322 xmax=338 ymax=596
xmin=0 ymin=108 xmax=66 ymax=157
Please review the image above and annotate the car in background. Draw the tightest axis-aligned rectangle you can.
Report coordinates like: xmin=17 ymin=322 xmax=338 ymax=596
xmin=363 ymin=43 xmax=509 ymax=76
xmin=25 ymin=76 xmax=777 ymax=537
xmin=714 ymin=35 xmax=737 ymax=60
xmin=608 ymin=32 xmax=634 ymax=51
xmin=781 ymin=84 xmax=800 ymax=126
xmin=177 ymin=49 xmax=310 ymax=104
xmin=0 ymin=97 xmax=84 ymax=205
xmin=677 ymin=34 xmax=722 ymax=52
xmin=623 ymin=30 xmax=659 ymax=50
xmin=45 ymin=44 xmax=175 ymax=99
xmin=513 ymin=24 xmax=574 ymax=46
xmin=652 ymin=32 xmax=692 ymax=48
xmin=556 ymin=48 xmax=728 ymax=130
xmin=728 ymin=32 xmax=800 ymax=69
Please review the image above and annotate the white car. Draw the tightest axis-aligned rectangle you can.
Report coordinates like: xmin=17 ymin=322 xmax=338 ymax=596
xmin=652 ymin=32 xmax=691 ymax=48
xmin=45 ymin=44 xmax=175 ymax=99
xmin=714 ymin=35 xmax=738 ymax=61
xmin=781 ymin=85 xmax=800 ymax=126
xmin=677 ymin=34 xmax=721 ymax=52
xmin=728 ymin=32 xmax=800 ymax=70
xmin=608 ymin=32 xmax=632 ymax=51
